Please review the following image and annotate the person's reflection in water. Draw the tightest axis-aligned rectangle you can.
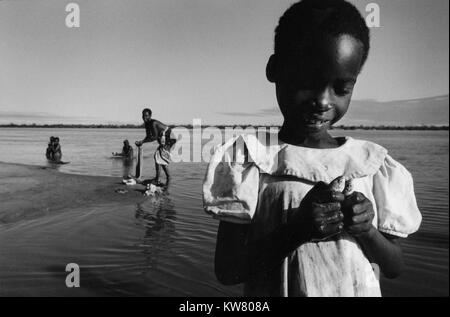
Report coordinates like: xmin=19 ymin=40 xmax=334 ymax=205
xmin=122 ymin=156 xmax=134 ymax=178
xmin=135 ymin=191 xmax=177 ymax=270
xmin=46 ymin=160 xmax=62 ymax=170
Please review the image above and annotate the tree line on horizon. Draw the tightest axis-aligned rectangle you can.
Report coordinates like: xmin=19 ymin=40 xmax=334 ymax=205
xmin=0 ymin=123 xmax=448 ymax=130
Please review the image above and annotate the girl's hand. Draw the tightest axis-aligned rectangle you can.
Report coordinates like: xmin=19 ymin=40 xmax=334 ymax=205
xmin=299 ymin=182 xmax=345 ymax=241
xmin=310 ymin=201 xmax=345 ymax=240
xmin=342 ymin=192 xmax=375 ymax=238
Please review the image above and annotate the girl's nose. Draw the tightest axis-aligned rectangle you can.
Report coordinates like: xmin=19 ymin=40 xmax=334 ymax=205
xmin=313 ymin=86 xmax=334 ymax=112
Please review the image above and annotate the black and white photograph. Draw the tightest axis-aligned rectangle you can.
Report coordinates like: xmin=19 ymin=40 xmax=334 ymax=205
xmin=0 ymin=0 xmax=448 ymax=300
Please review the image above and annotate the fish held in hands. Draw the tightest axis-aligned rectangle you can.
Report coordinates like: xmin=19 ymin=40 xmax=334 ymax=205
xmin=329 ymin=176 xmax=353 ymax=196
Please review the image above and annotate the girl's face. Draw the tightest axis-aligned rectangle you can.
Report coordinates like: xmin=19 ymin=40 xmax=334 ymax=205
xmin=274 ymin=34 xmax=364 ymax=135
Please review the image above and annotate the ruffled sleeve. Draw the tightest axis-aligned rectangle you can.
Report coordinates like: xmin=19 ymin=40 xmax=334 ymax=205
xmin=373 ymin=155 xmax=422 ymax=238
xmin=202 ymin=137 xmax=260 ymax=224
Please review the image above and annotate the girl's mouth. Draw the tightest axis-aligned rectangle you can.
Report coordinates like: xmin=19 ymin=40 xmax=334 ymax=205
xmin=302 ymin=116 xmax=331 ymax=129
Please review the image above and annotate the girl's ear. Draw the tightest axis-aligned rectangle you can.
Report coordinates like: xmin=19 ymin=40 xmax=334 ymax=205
xmin=266 ymin=54 xmax=278 ymax=83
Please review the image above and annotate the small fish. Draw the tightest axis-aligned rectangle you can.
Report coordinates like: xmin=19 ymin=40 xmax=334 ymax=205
xmin=311 ymin=176 xmax=354 ymax=243
xmin=343 ymin=179 xmax=354 ymax=196
xmin=329 ymin=176 xmax=346 ymax=192
xmin=329 ymin=176 xmax=354 ymax=196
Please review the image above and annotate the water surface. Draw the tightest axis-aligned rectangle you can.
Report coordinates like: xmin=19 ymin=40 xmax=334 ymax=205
xmin=0 ymin=128 xmax=448 ymax=296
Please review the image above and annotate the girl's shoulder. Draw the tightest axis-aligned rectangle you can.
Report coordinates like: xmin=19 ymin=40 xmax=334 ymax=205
xmin=210 ymin=133 xmax=390 ymax=183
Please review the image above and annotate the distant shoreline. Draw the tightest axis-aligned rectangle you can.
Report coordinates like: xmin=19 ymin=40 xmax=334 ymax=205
xmin=0 ymin=124 xmax=448 ymax=131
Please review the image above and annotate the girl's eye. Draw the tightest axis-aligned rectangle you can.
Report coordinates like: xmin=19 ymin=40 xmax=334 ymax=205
xmin=334 ymin=84 xmax=354 ymax=96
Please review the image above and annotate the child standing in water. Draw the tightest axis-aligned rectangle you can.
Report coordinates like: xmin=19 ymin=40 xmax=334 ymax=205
xmin=203 ymin=0 xmax=421 ymax=297
xmin=135 ymin=108 xmax=177 ymax=185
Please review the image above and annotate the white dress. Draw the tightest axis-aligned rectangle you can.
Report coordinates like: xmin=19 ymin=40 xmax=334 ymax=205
xmin=203 ymin=133 xmax=422 ymax=297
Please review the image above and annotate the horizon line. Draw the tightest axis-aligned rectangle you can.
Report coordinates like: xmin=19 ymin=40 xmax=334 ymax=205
xmin=0 ymin=123 xmax=448 ymax=131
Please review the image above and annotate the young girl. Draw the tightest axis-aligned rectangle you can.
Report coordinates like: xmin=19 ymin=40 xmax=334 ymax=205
xmin=203 ymin=0 xmax=421 ymax=297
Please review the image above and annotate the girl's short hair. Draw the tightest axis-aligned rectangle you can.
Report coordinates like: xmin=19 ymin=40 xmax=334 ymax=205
xmin=274 ymin=0 xmax=370 ymax=66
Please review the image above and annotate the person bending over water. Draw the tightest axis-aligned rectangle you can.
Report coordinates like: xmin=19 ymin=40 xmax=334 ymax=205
xmin=135 ymin=108 xmax=176 ymax=185
xmin=203 ymin=0 xmax=422 ymax=297
xmin=113 ymin=139 xmax=134 ymax=159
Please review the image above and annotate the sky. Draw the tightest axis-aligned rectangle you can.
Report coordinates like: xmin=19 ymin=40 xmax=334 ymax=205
xmin=0 ymin=0 xmax=448 ymax=125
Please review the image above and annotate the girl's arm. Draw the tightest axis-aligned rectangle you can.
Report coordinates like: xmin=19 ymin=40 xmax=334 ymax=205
xmin=215 ymin=220 xmax=312 ymax=285
xmin=343 ymin=192 xmax=404 ymax=278
xmin=214 ymin=222 xmax=249 ymax=285
xmin=215 ymin=182 xmax=346 ymax=285
xmin=356 ymin=228 xmax=403 ymax=279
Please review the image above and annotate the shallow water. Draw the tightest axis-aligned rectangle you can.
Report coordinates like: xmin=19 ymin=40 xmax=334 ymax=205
xmin=0 ymin=128 xmax=448 ymax=296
